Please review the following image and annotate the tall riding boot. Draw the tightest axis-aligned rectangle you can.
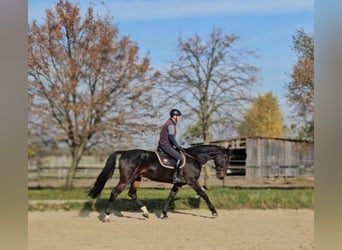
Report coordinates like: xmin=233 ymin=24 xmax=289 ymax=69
xmin=172 ymin=160 xmax=186 ymax=184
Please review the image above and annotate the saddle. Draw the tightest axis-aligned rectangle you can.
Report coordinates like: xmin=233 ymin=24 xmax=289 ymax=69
xmin=155 ymin=148 xmax=186 ymax=169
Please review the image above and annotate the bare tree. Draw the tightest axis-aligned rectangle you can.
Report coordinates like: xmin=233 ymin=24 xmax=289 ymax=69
xmin=162 ymin=28 xmax=258 ymax=143
xmin=28 ymin=0 xmax=160 ymax=188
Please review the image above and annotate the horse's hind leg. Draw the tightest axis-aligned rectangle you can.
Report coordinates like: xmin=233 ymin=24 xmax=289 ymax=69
xmin=128 ymin=177 xmax=149 ymax=218
xmin=104 ymin=182 xmax=128 ymax=221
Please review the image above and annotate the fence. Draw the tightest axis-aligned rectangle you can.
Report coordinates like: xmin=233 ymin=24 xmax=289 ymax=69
xmin=28 ymin=164 xmax=225 ymax=188
xmin=28 ymin=165 xmax=112 ymax=187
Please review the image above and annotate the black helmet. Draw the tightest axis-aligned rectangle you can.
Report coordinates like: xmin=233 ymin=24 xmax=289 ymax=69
xmin=170 ymin=109 xmax=182 ymax=117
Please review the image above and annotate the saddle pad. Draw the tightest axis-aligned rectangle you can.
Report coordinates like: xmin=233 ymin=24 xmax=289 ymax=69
xmin=154 ymin=151 xmax=186 ymax=169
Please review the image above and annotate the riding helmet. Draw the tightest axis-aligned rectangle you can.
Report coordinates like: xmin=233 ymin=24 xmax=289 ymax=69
xmin=170 ymin=109 xmax=182 ymax=117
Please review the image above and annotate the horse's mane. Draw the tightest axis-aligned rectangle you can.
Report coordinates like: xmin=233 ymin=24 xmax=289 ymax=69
xmin=186 ymin=144 xmax=226 ymax=155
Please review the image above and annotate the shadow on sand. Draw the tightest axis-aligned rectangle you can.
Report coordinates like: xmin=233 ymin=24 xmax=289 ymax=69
xmin=78 ymin=196 xmax=204 ymax=220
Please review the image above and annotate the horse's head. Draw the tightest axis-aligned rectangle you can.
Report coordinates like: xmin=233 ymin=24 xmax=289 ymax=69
xmin=213 ymin=148 xmax=230 ymax=180
xmin=186 ymin=144 xmax=230 ymax=179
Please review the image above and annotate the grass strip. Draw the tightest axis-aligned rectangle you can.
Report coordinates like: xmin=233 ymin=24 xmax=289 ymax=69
xmin=28 ymin=186 xmax=313 ymax=211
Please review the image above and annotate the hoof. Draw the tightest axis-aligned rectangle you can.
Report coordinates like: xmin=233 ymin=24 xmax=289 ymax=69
xmin=161 ymin=212 xmax=168 ymax=219
xmin=141 ymin=206 xmax=149 ymax=218
xmin=212 ymin=211 xmax=218 ymax=217
xmin=161 ymin=215 xmax=168 ymax=220
xmin=102 ymin=213 xmax=110 ymax=222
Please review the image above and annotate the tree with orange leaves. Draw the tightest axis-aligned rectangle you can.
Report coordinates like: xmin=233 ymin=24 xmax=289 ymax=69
xmin=286 ymin=28 xmax=314 ymax=140
xmin=28 ymin=0 xmax=160 ymax=188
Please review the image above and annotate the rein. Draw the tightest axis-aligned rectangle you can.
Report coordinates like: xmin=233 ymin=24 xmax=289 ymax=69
xmin=184 ymin=149 xmax=227 ymax=170
xmin=183 ymin=151 xmax=203 ymax=163
xmin=184 ymin=150 xmax=220 ymax=165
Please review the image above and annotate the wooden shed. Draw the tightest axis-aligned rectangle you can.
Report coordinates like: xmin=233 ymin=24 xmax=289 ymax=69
xmin=209 ymin=137 xmax=314 ymax=178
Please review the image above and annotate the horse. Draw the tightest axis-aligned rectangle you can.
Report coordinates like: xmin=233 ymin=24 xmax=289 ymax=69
xmin=88 ymin=144 xmax=230 ymax=221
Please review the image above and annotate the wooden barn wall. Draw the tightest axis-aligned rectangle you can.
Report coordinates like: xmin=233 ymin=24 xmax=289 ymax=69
xmin=245 ymin=138 xmax=314 ymax=178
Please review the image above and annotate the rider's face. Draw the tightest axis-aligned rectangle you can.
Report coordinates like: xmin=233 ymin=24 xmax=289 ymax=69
xmin=173 ymin=115 xmax=181 ymax=123
xmin=176 ymin=115 xmax=181 ymax=122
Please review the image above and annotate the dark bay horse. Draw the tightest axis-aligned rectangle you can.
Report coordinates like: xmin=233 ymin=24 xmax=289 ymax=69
xmin=88 ymin=144 xmax=230 ymax=221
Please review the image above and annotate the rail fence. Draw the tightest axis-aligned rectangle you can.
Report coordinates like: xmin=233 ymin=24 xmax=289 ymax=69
xmin=27 ymin=164 xmax=227 ymax=188
xmin=28 ymin=164 xmax=314 ymax=189
xmin=28 ymin=165 xmax=111 ymax=180
xmin=29 ymin=165 xmax=108 ymax=187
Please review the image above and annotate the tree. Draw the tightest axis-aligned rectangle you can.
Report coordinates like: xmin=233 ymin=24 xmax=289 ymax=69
xmin=238 ymin=92 xmax=283 ymax=138
xmin=182 ymin=122 xmax=203 ymax=144
xmin=162 ymin=28 xmax=258 ymax=144
xmin=286 ymin=28 xmax=314 ymax=140
xmin=28 ymin=0 xmax=160 ymax=188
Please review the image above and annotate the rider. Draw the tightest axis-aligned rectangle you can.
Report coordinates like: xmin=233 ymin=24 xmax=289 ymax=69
xmin=158 ymin=109 xmax=185 ymax=184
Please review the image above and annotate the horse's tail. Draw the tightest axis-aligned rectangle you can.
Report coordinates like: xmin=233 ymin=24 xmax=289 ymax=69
xmin=88 ymin=151 xmax=120 ymax=199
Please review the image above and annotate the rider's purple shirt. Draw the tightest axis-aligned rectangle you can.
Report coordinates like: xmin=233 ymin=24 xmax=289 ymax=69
xmin=159 ymin=118 xmax=176 ymax=146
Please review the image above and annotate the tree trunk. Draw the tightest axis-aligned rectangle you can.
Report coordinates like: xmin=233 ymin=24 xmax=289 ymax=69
xmin=65 ymin=145 xmax=85 ymax=189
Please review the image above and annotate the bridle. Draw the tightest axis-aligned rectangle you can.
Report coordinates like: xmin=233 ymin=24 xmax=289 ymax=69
xmin=213 ymin=152 xmax=230 ymax=179
xmin=184 ymin=150 xmax=228 ymax=168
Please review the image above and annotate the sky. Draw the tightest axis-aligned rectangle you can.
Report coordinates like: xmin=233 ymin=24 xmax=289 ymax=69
xmin=28 ymin=0 xmax=314 ymax=126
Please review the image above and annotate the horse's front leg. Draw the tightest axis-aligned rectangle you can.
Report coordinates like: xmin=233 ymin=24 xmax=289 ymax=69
xmin=128 ymin=177 xmax=149 ymax=218
xmin=161 ymin=185 xmax=180 ymax=219
xmin=188 ymin=181 xmax=218 ymax=217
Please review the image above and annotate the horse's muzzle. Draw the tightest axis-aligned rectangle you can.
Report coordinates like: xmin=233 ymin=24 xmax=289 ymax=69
xmin=216 ymin=169 xmax=226 ymax=180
